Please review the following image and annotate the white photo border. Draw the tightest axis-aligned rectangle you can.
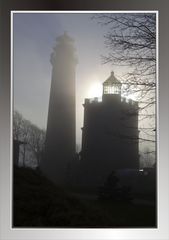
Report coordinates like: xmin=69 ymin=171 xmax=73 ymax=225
xmin=0 ymin=7 xmax=169 ymax=240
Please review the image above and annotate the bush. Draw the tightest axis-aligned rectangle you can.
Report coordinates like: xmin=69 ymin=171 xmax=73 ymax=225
xmin=98 ymin=171 xmax=133 ymax=203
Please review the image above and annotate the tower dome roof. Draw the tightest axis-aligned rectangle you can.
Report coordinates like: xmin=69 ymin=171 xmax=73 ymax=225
xmin=103 ymin=71 xmax=122 ymax=85
xmin=56 ymin=31 xmax=74 ymax=44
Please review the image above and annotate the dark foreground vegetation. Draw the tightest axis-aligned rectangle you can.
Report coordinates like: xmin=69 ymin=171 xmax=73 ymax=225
xmin=13 ymin=167 xmax=156 ymax=228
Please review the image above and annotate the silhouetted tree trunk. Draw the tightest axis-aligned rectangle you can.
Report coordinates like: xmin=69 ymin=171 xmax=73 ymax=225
xmin=22 ymin=144 xmax=26 ymax=167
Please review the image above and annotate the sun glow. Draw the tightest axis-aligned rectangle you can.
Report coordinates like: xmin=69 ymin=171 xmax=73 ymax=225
xmin=87 ymin=82 xmax=103 ymax=98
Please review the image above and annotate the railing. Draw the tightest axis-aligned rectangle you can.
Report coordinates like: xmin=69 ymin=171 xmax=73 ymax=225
xmin=121 ymin=97 xmax=138 ymax=105
xmin=85 ymin=97 xmax=102 ymax=104
xmin=84 ymin=96 xmax=138 ymax=105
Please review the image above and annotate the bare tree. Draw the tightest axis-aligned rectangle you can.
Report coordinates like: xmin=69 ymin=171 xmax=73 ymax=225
xmin=141 ymin=146 xmax=156 ymax=168
xmin=28 ymin=124 xmax=45 ymax=166
xmin=20 ymin=119 xmax=32 ymax=167
xmin=93 ymin=13 xmax=156 ymax=146
xmin=13 ymin=111 xmax=27 ymax=166
xmin=13 ymin=111 xmax=24 ymax=141
xmin=13 ymin=110 xmax=45 ymax=167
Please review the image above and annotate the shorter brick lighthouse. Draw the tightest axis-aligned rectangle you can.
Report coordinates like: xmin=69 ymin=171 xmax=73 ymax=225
xmin=80 ymin=71 xmax=139 ymax=187
xmin=40 ymin=32 xmax=77 ymax=185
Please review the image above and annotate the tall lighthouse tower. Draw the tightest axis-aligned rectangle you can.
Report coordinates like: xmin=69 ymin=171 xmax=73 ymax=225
xmin=40 ymin=32 xmax=77 ymax=185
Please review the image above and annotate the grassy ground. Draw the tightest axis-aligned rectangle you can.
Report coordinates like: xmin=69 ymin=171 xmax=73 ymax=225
xmin=13 ymin=167 xmax=156 ymax=228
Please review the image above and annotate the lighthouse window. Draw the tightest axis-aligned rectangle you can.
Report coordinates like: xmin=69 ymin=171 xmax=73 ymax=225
xmin=104 ymin=86 xmax=108 ymax=94
xmin=104 ymin=84 xmax=121 ymax=94
xmin=113 ymin=85 xmax=121 ymax=94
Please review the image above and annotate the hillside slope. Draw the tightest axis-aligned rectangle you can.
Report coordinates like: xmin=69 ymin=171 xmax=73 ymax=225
xmin=13 ymin=167 xmax=156 ymax=228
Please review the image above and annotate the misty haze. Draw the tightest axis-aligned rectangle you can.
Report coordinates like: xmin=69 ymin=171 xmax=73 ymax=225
xmin=13 ymin=12 xmax=157 ymax=228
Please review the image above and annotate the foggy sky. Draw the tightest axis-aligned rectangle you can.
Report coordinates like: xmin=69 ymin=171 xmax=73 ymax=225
xmin=13 ymin=12 xmax=126 ymax=145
